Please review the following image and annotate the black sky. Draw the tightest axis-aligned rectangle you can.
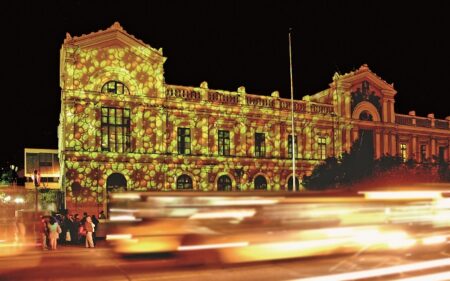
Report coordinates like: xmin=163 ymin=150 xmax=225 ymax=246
xmin=1 ymin=0 xmax=449 ymax=168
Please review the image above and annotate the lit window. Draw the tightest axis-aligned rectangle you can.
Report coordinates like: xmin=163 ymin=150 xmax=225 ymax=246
xmin=255 ymin=133 xmax=266 ymax=158
xmin=288 ymin=135 xmax=298 ymax=158
xmin=101 ymin=107 xmax=131 ymax=152
xmin=218 ymin=130 xmax=230 ymax=156
xmin=318 ymin=137 xmax=327 ymax=160
xmin=400 ymin=143 xmax=408 ymax=162
xmin=101 ymin=81 xmax=130 ymax=95
xmin=177 ymin=128 xmax=191 ymax=155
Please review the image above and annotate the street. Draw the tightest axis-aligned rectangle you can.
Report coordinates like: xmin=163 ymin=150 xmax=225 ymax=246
xmin=2 ymin=242 xmax=450 ymax=281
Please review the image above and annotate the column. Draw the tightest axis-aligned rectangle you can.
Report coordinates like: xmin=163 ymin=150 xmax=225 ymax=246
xmin=391 ymin=134 xmax=397 ymax=156
xmin=383 ymin=132 xmax=389 ymax=155
xmin=431 ymin=138 xmax=436 ymax=160
xmin=382 ymin=100 xmax=388 ymax=123
xmin=375 ymin=130 xmax=381 ymax=159
xmin=412 ymin=136 xmax=417 ymax=161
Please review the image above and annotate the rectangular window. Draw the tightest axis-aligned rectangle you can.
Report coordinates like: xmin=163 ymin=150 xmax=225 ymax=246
xmin=318 ymin=137 xmax=327 ymax=160
xmin=400 ymin=143 xmax=408 ymax=162
xmin=255 ymin=133 xmax=265 ymax=157
xmin=218 ymin=130 xmax=230 ymax=156
xmin=288 ymin=135 xmax=298 ymax=158
xmin=177 ymin=128 xmax=191 ymax=155
xmin=439 ymin=146 xmax=446 ymax=162
xmin=420 ymin=144 xmax=427 ymax=163
xmin=101 ymin=107 xmax=131 ymax=152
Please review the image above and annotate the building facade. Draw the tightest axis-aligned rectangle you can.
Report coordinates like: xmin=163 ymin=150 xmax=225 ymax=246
xmin=58 ymin=23 xmax=450 ymax=213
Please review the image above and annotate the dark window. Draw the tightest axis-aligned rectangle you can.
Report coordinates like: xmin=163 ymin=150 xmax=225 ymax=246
xmin=255 ymin=133 xmax=265 ymax=157
xmin=359 ymin=111 xmax=373 ymax=121
xmin=287 ymin=176 xmax=300 ymax=191
xmin=218 ymin=130 xmax=230 ymax=156
xmin=177 ymin=128 xmax=191 ymax=155
xmin=217 ymin=175 xmax=232 ymax=191
xmin=420 ymin=145 xmax=427 ymax=163
xmin=318 ymin=137 xmax=327 ymax=160
xmin=288 ymin=135 xmax=298 ymax=158
xmin=101 ymin=107 xmax=131 ymax=152
xmin=439 ymin=146 xmax=446 ymax=163
xmin=400 ymin=143 xmax=408 ymax=162
xmin=254 ymin=175 xmax=267 ymax=190
xmin=177 ymin=175 xmax=193 ymax=190
xmin=101 ymin=81 xmax=130 ymax=95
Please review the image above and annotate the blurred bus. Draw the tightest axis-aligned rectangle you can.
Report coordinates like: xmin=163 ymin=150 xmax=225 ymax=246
xmin=105 ymin=191 xmax=450 ymax=263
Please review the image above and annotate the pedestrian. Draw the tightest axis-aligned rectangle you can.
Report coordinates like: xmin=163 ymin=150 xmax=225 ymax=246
xmin=84 ymin=216 xmax=95 ymax=248
xmin=40 ymin=216 xmax=49 ymax=250
xmin=98 ymin=210 xmax=106 ymax=219
xmin=48 ymin=216 xmax=62 ymax=250
xmin=91 ymin=215 xmax=99 ymax=246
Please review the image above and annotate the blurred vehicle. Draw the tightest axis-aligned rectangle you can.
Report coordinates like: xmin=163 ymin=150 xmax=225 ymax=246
xmin=106 ymin=191 xmax=450 ymax=263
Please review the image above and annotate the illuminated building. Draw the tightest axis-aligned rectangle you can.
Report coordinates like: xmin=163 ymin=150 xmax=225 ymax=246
xmin=58 ymin=23 xmax=450 ymax=213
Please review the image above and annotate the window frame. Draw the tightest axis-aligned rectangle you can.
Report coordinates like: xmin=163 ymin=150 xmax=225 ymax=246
xmin=218 ymin=130 xmax=231 ymax=156
xmin=254 ymin=133 xmax=266 ymax=158
xmin=101 ymin=107 xmax=131 ymax=153
xmin=177 ymin=128 xmax=191 ymax=155
xmin=318 ymin=136 xmax=327 ymax=160
xmin=101 ymin=81 xmax=130 ymax=95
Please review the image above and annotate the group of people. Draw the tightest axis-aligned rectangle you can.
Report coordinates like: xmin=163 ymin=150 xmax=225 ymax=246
xmin=40 ymin=211 xmax=104 ymax=250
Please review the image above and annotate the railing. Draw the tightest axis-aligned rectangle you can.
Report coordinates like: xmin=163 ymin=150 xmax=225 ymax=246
xmin=310 ymin=103 xmax=334 ymax=115
xmin=208 ymin=91 xmax=239 ymax=105
xmin=395 ymin=114 xmax=414 ymax=126
xmin=280 ymin=100 xmax=307 ymax=113
xmin=416 ymin=118 xmax=432 ymax=128
xmin=166 ymin=86 xmax=201 ymax=101
xmin=246 ymin=95 xmax=275 ymax=109
xmin=435 ymin=120 xmax=449 ymax=130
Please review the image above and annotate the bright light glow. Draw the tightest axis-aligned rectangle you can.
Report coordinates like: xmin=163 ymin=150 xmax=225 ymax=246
xmin=14 ymin=197 xmax=24 ymax=204
xmin=109 ymin=208 xmax=138 ymax=213
xmin=178 ymin=242 xmax=249 ymax=251
xmin=106 ymin=234 xmax=132 ymax=240
xmin=189 ymin=209 xmax=255 ymax=220
xmin=361 ymin=191 xmax=443 ymax=200
xmin=210 ymin=199 xmax=280 ymax=206
xmin=393 ymin=270 xmax=450 ymax=281
xmin=111 ymin=194 xmax=141 ymax=200
xmin=4 ymin=196 xmax=11 ymax=202
xmin=109 ymin=215 xmax=140 ymax=222
xmin=291 ymin=258 xmax=450 ymax=281
xmin=422 ymin=235 xmax=447 ymax=245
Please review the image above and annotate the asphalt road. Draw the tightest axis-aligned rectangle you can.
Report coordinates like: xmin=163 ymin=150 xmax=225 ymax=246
xmin=2 ymin=242 xmax=449 ymax=281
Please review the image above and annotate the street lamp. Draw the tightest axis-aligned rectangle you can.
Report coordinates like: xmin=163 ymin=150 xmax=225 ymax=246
xmin=233 ymin=168 xmax=244 ymax=191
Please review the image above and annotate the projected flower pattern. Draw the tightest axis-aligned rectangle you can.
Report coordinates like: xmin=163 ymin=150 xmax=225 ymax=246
xmin=60 ymin=27 xmax=339 ymax=207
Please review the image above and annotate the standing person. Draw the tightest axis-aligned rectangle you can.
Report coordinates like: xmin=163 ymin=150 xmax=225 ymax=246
xmin=70 ymin=214 xmax=79 ymax=245
xmin=91 ymin=215 xmax=99 ymax=246
xmin=40 ymin=216 xmax=49 ymax=250
xmin=98 ymin=210 xmax=106 ymax=219
xmin=48 ymin=217 xmax=61 ymax=250
xmin=84 ymin=216 xmax=95 ymax=248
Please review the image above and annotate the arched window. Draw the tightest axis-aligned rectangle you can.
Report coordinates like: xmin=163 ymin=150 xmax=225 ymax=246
xmin=359 ymin=110 xmax=373 ymax=121
xmin=106 ymin=173 xmax=127 ymax=193
xmin=217 ymin=175 xmax=232 ymax=191
xmin=177 ymin=175 xmax=193 ymax=190
xmin=254 ymin=175 xmax=267 ymax=190
xmin=101 ymin=81 xmax=130 ymax=95
xmin=287 ymin=176 xmax=300 ymax=191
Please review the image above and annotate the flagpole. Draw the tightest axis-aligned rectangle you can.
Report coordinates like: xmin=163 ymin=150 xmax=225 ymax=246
xmin=289 ymin=28 xmax=297 ymax=192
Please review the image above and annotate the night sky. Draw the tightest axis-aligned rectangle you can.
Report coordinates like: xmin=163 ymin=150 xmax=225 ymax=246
xmin=1 ymin=0 xmax=449 ymax=169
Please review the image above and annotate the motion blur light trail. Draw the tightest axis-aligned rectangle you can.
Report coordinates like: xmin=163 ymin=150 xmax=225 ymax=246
xmin=291 ymin=258 xmax=450 ymax=281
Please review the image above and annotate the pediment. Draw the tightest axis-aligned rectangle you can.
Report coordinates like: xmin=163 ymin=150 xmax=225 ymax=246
xmin=337 ymin=64 xmax=397 ymax=97
xmin=64 ymin=22 xmax=164 ymax=59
